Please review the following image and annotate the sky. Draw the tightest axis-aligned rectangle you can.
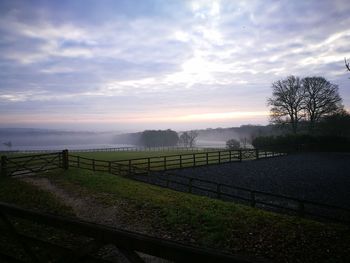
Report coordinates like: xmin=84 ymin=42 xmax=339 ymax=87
xmin=0 ymin=0 xmax=349 ymax=132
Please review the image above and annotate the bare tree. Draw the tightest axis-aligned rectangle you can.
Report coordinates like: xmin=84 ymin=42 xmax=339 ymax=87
xmin=179 ymin=131 xmax=198 ymax=147
xmin=345 ymin=58 xmax=350 ymax=72
xmin=268 ymin=76 xmax=305 ymax=134
xmin=179 ymin=132 xmax=190 ymax=147
xmin=187 ymin=130 xmax=198 ymax=147
xmin=302 ymin=77 xmax=343 ymax=130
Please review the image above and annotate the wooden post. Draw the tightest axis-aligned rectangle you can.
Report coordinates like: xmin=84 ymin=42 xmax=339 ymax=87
xmin=193 ymin=154 xmax=196 ymax=167
xmin=217 ymin=184 xmax=221 ymax=199
xmin=218 ymin=151 xmax=221 ymax=164
xmin=250 ymin=191 xmax=256 ymax=207
xmin=77 ymin=156 xmax=80 ymax=168
xmin=62 ymin=150 xmax=69 ymax=170
xmin=229 ymin=151 xmax=232 ymax=162
xmin=239 ymin=150 xmax=242 ymax=162
xmin=298 ymin=202 xmax=305 ymax=217
xmin=1 ymin=156 xmax=7 ymax=177
xmin=108 ymin=161 xmax=112 ymax=173
xmin=206 ymin=152 xmax=209 ymax=165
xmin=255 ymin=149 xmax=259 ymax=160
xmin=188 ymin=178 xmax=193 ymax=193
xmin=128 ymin=160 xmax=132 ymax=176
xmin=92 ymin=159 xmax=95 ymax=171
xmin=179 ymin=155 xmax=182 ymax=169
xmin=164 ymin=156 xmax=167 ymax=171
xmin=147 ymin=158 xmax=151 ymax=171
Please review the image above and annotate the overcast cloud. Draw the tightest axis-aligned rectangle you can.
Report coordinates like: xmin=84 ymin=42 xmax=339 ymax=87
xmin=0 ymin=0 xmax=349 ymax=131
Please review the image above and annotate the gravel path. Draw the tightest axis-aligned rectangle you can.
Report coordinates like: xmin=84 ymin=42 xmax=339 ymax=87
xmin=138 ymin=153 xmax=350 ymax=209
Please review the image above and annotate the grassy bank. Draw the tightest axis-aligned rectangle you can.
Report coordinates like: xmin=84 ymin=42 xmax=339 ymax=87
xmin=44 ymin=168 xmax=350 ymax=262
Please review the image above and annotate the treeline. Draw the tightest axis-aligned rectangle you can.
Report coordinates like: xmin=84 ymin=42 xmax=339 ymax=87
xmin=140 ymin=130 xmax=179 ymax=147
xmin=252 ymin=134 xmax=350 ymax=152
xmin=253 ymin=76 xmax=350 ymax=152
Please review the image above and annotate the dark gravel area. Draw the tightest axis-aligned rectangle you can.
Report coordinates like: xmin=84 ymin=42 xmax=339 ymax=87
xmin=138 ymin=153 xmax=350 ymax=210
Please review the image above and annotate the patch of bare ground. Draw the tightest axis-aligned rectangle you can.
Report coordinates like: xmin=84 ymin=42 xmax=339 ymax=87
xmin=20 ymin=176 xmax=173 ymax=263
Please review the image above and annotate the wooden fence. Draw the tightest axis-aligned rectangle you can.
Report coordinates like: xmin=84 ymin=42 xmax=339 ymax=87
xmin=0 ymin=151 xmax=67 ymax=177
xmin=131 ymin=172 xmax=350 ymax=225
xmin=68 ymin=149 xmax=285 ymax=175
xmin=0 ymin=202 xmax=256 ymax=263
xmin=0 ymin=146 xmax=211 ymax=154
xmin=2 ymin=149 xmax=349 ymax=224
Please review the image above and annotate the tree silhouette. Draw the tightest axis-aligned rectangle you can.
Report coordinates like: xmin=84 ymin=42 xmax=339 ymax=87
xmin=345 ymin=58 xmax=350 ymax=72
xmin=268 ymin=76 xmax=305 ymax=134
xmin=302 ymin=77 xmax=342 ymax=131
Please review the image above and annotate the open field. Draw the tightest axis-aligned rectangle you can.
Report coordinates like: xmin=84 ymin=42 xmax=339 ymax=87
xmin=156 ymin=152 xmax=350 ymax=208
xmin=1 ymin=150 xmax=350 ymax=262
xmin=7 ymin=168 xmax=348 ymax=262
xmin=71 ymin=149 xmax=207 ymax=161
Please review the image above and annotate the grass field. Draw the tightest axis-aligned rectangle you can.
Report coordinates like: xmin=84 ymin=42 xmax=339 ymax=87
xmin=71 ymin=149 xmax=206 ymax=161
xmin=68 ymin=149 xmax=265 ymax=173
xmin=41 ymin=168 xmax=350 ymax=262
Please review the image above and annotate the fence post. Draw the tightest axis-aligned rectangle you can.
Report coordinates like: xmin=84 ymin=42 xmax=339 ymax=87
xmin=92 ymin=159 xmax=95 ymax=171
xmin=108 ymin=161 xmax=112 ymax=173
xmin=206 ymin=152 xmax=209 ymax=165
xmin=255 ymin=149 xmax=259 ymax=160
xmin=164 ymin=156 xmax=167 ymax=170
xmin=128 ymin=160 xmax=132 ymax=176
xmin=239 ymin=150 xmax=242 ymax=162
xmin=77 ymin=156 xmax=80 ymax=168
xmin=193 ymin=154 xmax=196 ymax=167
xmin=217 ymin=184 xmax=221 ymax=199
xmin=1 ymin=156 xmax=7 ymax=176
xmin=250 ymin=191 xmax=256 ymax=207
xmin=62 ymin=150 xmax=69 ymax=170
xmin=218 ymin=151 xmax=221 ymax=164
xmin=188 ymin=178 xmax=193 ymax=193
xmin=229 ymin=151 xmax=232 ymax=162
xmin=298 ymin=201 xmax=305 ymax=217
xmin=147 ymin=157 xmax=151 ymax=171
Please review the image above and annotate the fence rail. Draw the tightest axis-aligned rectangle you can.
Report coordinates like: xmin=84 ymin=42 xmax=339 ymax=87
xmin=132 ymin=171 xmax=350 ymax=225
xmin=0 ymin=151 xmax=67 ymax=177
xmin=2 ymin=149 xmax=349 ymax=225
xmin=0 ymin=202 xmax=255 ymax=263
xmin=0 ymin=146 xmax=213 ymax=154
xmin=68 ymin=149 xmax=285 ymax=176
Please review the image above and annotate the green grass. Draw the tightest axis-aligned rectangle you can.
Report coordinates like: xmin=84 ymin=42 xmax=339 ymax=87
xmin=44 ymin=168 xmax=350 ymax=262
xmin=0 ymin=176 xmax=73 ymax=215
xmin=70 ymin=149 xmax=243 ymax=172
xmin=0 ymin=176 xmax=78 ymax=262
xmin=71 ymin=149 xmax=205 ymax=161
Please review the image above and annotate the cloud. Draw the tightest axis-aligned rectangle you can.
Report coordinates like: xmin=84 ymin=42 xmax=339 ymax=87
xmin=0 ymin=0 xmax=350 ymax=130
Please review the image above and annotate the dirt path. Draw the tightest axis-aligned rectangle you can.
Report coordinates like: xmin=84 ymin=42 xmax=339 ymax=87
xmin=20 ymin=176 xmax=172 ymax=263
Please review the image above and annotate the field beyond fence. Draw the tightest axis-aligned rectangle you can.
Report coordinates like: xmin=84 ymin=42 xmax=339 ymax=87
xmin=1 ymin=148 xmax=349 ymax=225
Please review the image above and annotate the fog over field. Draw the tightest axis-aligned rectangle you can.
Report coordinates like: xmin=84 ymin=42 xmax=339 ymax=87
xmin=0 ymin=124 xmax=276 ymax=151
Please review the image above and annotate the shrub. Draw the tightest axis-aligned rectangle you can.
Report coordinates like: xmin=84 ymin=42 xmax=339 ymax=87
xmin=226 ymin=139 xmax=240 ymax=150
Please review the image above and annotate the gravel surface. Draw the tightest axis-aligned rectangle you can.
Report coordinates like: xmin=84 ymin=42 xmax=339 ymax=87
xmin=138 ymin=153 xmax=350 ymax=210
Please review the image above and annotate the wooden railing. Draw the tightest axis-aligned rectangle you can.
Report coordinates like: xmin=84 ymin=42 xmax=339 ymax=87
xmin=132 ymin=172 xmax=350 ymax=225
xmin=0 ymin=146 xmax=211 ymax=154
xmin=0 ymin=151 xmax=67 ymax=177
xmin=69 ymin=149 xmax=285 ymax=175
xmin=3 ymin=149 xmax=349 ymax=224
xmin=0 ymin=202 xmax=256 ymax=263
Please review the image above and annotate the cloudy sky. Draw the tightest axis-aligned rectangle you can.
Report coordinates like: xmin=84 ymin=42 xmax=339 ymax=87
xmin=0 ymin=0 xmax=349 ymax=131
